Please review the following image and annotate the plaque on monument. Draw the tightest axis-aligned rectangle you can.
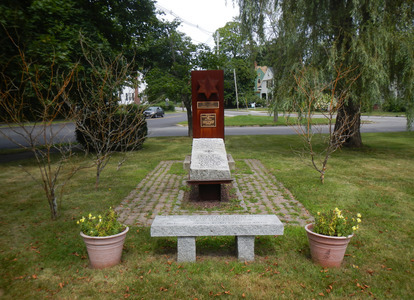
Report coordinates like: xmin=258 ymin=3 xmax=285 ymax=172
xmin=197 ymin=101 xmax=220 ymax=109
xmin=191 ymin=70 xmax=224 ymax=138
xmin=200 ymin=114 xmax=216 ymax=127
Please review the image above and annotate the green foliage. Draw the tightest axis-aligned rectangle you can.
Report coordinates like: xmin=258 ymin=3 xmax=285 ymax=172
xmin=211 ymin=21 xmax=257 ymax=108
xmin=382 ymin=96 xmax=407 ymax=112
xmin=77 ymin=207 xmax=126 ymax=237
xmin=313 ymin=208 xmax=362 ymax=237
xmin=0 ymin=0 xmax=161 ymax=117
xmin=154 ymin=101 xmax=175 ymax=112
xmin=236 ymin=0 xmax=414 ymax=139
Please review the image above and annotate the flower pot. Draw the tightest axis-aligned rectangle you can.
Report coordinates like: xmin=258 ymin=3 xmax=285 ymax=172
xmin=80 ymin=227 xmax=129 ymax=269
xmin=305 ymin=224 xmax=352 ymax=267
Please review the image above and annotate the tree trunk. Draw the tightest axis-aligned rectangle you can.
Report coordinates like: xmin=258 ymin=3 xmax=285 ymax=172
xmin=334 ymin=99 xmax=363 ymax=148
xmin=49 ymin=191 xmax=58 ymax=220
xmin=273 ymin=108 xmax=278 ymax=122
xmin=182 ymin=95 xmax=193 ymax=137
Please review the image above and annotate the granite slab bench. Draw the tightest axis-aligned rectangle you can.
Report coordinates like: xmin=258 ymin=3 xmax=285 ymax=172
xmin=188 ymin=138 xmax=232 ymax=183
xmin=187 ymin=138 xmax=233 ymax=200
xmin=150 ymin=215 xmax=284 ymax=262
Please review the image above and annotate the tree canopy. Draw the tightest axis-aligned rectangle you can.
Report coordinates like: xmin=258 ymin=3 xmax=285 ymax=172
xmin=236 ymin=0 xmax=414 ymax=146
xmin=0 ymin=0 xmax=162 ymax=117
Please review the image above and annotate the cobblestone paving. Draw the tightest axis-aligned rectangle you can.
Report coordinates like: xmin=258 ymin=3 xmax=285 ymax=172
xmin=116 ymin=159 xmax=313 ymax=227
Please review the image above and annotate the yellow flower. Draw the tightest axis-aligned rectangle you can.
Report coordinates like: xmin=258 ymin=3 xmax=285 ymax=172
xmin=357 ymin=218 xmax=361 ymax=223
xmin=357 ymin=213 xmax=362 ymax=218
xmin=76 ymin=221 xmax=79 ymax=224
xmin=317 ymin=212 xmax=320 ymax=215
xmin=352 ymin=226 xmax=357 ymax=231
xmin=88 ymin=213 xmax=92 ymax=219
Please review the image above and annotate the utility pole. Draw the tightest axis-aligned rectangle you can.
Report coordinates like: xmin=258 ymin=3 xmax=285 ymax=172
xmin=233 ymin=68 xmax=239 ymax=110
xmin=216 ymin=32 xmax=220 ymax=54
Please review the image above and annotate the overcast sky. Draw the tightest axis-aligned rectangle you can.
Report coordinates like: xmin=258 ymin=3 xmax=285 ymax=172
xmin=155 ymin=0 xmax=240 ymax=48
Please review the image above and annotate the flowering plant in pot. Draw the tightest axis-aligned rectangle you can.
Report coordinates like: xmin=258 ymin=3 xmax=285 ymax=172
xmin=305 ymin=208 xmax=361 ymax=267
xmin=77 ymin=207 xmax=128 ymax=269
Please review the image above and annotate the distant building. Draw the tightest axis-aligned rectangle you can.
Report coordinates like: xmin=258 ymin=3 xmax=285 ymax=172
xmin=120 ymin=73 xmax=146 ymax=105
xmin=254 ymin=63 xmax=274 ymax=101
xmin=120 ymin=86 xmax=139 ymax=105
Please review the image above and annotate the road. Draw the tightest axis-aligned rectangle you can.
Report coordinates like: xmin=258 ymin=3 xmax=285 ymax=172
xmin=146 ymin=110 xmax=408 ymax=137
xmin=0 ymin=110 xmax=409 ymax=150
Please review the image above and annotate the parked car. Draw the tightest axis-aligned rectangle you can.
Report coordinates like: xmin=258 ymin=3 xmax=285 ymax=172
xmin=144 ymin=107 xmax=164 ymax=118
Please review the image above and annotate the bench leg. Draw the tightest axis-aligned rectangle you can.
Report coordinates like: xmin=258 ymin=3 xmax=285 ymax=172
xmin=177 ymin=237 xmax=196 ymax=262
xmin=237 ymin=236 xmax=255 ymax=261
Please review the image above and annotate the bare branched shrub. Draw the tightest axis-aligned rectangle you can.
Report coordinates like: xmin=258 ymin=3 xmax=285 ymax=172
xmin=291 ymin=63 xmax=361 ymax=183
xmin=0 ymin=32 xmax=80 ymax=220
xmin=74 ymin=39 xmax=147 ymax=189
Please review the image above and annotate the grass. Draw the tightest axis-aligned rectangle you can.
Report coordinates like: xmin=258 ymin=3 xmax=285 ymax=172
xmin=362 ymin=111 xmax=406 ymax=117
xmin=0 ymin=133 xmax=413 ymax=299
xmin=178 ymin=115 xmax=331 ymax=127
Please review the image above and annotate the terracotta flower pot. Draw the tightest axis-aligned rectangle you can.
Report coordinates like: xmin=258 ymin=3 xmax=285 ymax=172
xmin=80 ymin=227 xmax=129 ymax=269
xmin=305 ymin=224 xmax=352 ymax=268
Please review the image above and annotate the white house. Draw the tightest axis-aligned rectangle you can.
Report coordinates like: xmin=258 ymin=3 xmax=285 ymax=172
xmin=259 ymin=67 xmax=274 ymax=101
xmin=120 ymin=73 xmax=146 ymax=105
xmin=254 ymin=63 xmax=274 ymax=102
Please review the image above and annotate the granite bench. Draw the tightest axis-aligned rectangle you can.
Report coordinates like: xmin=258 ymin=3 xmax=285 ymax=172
xmin=150 ymin=215 xmax=284 ymax=262
xmin=187 ymin=138 xmax=233 ymax=200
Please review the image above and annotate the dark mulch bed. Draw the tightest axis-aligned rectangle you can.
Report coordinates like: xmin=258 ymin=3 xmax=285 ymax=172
xmin=182 ymin=183 xmax=236 ymax=209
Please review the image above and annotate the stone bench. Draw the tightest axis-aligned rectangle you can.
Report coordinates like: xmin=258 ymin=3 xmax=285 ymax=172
xmin=187 ymin=138 xmax=233 ymax=200
xmin=150 ymin=215 xmax=284 ymax=262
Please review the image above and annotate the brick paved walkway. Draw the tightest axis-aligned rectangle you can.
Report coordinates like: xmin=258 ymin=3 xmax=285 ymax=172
xmin=116 ymin=159 xmax=313 ymax=227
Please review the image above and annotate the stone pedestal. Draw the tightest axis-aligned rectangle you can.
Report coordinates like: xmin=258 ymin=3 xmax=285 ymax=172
xmin=177 ymin=237 xmax=196 ymax=262
xmin=236 ymin=236 xmax=255 ymax=261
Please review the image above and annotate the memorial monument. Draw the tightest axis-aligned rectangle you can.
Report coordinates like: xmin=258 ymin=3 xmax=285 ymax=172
xmin=186 ymin=70 xmax=233 ymax=201
xmin=191 ymin=70 xmax=224 ymax=139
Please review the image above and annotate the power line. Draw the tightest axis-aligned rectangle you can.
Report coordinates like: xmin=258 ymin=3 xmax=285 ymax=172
xmin=155 ymin=3 xmax=214 ymax=36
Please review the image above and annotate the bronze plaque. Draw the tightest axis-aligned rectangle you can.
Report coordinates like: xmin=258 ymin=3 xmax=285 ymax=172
xmin=197 ymin=101 xmax=219 ymax=109
xmin=200 ymin=113 xmax=216 ymax=127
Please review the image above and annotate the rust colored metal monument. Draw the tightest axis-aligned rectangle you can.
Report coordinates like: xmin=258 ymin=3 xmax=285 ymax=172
xmin=187 ymin=70 xmax=232 ymax=201
xmin=191 ymin=70 xmax=224 ymax=139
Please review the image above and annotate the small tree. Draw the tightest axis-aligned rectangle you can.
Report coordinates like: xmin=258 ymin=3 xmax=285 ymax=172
xmin=291 ymin=62 xmax=361 ymax=183
xmin=0 ymin=34 xmax=79 ymax=220
xmin=74 ymin=40 xmax=147 ymax=189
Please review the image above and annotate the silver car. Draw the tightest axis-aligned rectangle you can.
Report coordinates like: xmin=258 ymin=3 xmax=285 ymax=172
xmin=144 ymin=106 xmax=164 ymax=118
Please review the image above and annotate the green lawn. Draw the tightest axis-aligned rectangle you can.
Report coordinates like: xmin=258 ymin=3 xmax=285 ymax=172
xmin=0 ymin=133 xmax=413 ymax=299
xmin=179 ymin=115 xmax=331 ymax=127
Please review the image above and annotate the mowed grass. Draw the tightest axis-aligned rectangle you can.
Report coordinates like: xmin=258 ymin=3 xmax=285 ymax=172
xmin=0 ymin=133 xmax=413 ymax=299
xmin=178 ymin=115 xmax=331 ymax=127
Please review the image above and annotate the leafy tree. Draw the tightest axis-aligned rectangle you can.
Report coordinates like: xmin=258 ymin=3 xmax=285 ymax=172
xmin=236 ymin=0 xmax=414 ymax=146
xmin=144 ymin=22 xmax=198 ymax=136
xmin=214 ymin=21 xmax=250 ymax=59
xmin=0 ymin=0 xmax=161 ymax=115
xmin=213 ymin=21 xmax=257 ymax=108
